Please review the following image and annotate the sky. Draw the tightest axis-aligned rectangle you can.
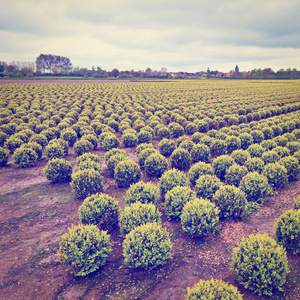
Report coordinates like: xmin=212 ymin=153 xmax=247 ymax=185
xmin=0 ymin=0 xmax=300 ymax=73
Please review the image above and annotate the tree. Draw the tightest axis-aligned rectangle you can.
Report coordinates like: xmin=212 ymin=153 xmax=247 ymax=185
xmin=36 ymin=54 xmax=72 ymax=73
xmin=111 ymin=68 xmax=119 ymax=77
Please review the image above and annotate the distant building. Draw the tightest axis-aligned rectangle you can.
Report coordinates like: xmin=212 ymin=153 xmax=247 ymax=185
xmin=235 ymin=65 xmax=239 ymax=74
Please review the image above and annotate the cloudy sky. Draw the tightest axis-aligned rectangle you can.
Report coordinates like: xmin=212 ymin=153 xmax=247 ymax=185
xmin=1 ymin=0 xmax=299 ymax=72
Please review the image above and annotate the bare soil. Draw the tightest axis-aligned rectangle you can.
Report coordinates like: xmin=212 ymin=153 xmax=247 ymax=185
xmin=1 ymin=143 xmax=300 ymax=300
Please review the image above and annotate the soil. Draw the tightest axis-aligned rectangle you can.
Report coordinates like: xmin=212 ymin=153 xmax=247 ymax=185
xmin=1 ymin=142 xmax=300 ymax=300
xmin=0 ymin=80 xmax=131 ymax=84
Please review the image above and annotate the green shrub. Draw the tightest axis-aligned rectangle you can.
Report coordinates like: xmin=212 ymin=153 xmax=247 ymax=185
xmin=61 ymin=128 xmax=77 ymax=146
xmin=275 ymin=209 xmax=300 ymax=255
xmin=225 ymin=136 xmax=241 ymax=153
xmin=49 ymin=138 xmax=69 ymax=155
xmin=114 ymin=160 xmax=141 ymax=188
xmin=170 ymin=123 xmax=184 ymax=138
xmin=122 ymin=132 xmax=138 ymax=147
xmin=279 ymin=156 xmax=299 ymax=181
xmin=181 ymin=198 xmax=219 ymax=237
xmin=191 ymin=132 xmax=204 ymax=144
xmin=244 ymin=157 xmax=264 ymax=173
xmin=209 ymin=139 xmax=227 ymax=157
xmin=144 ymin=153 xmax=168 ymax=178
xmin=157 ymin=126 xmax=171 ymax=140
xmin=75 ymin=159 xmax=102 ymax=174
xmin=20 ymin=142 xmax=42 ymax=160
xmin=4 ymin=136 xmax=23 ymax=153
xmin=57 ymin=224 xmax=111 ymax=276
xmin=251 ymin=130 xmax=264 ymax=144
xmin=190 ymin=143 xmax=210 ymax=163
xmin=123 ymin=223 xmax=172 ymax=269
xmin=165 ymin=186 xmax=196 ymax=220
xmin=104 ymin=148 xmax=126 ymax=164
xmin=194 ymin=174 xmax=223 ymax=200
xmin=78 ymin=152 xmax=101 ymax=165
xmin=74 ymin=139 xmax=94 ymax=156
xmin=99 ymin=131 xmax=114 ymax=145
xmin=232 ymin=233 xmax=289 ymax=296
xmin=239 ymin=171 xmax=271 ymax=202
xmin=44 ymin=158 xmax=72 ymax=183
xmin=136 ymin=143 xmax=154 ymax=155
xmin=158 ymin=138 xmax=176 ymax=157
xmin=273 ymin=135 xmax=288 ymax=147
xmin=119 ymin=202 xmax=161 ymax=237
xmin=107 ymin=153 xmax=128 ymax=176
xmin=261 ymin=150 xmax=280 ymax=165
xmin=137 ymin=130 xmax=152 ymax=144
xmin=0 ymin=131 xmax=8 ymax=147
xmin=261 ymin=139 xmax=277 ymax=151
xmin=138 ymin=148 xmax=157 ymax=167
xmin=188 ymin=161 xmax=213 ymax=186
xmin=286 ymin=141 xmax=300 ymax=155
xmin=239 ymin=132 xmax=253 ymax=150
xmin=197 ymin=120 xmax=209 ymax=133
xmin=12 ymin=147 xmax=37 ymax=168
xmin=170 ymin=148 xmax=191 ymax=170
xmin=45 ymin=141 xmax=64 ymax=160
xmin=212 ymin=155 xmax=235 ymax=180
xmin=273 ymin=146 xmax=291 ymax=158
xmin=81 ymin=134 xmax=98 ymax=150
xmin=0 ymin=146 xmax=10 ymax=167
xmin=213 ymin=185 xmax=247 ymax=220
xmin=159 ymin=169 xmax=188 ymax=198
xmin=102 ymin=134 xmax=120 ymax=151
xmin=185 ymin=122 xmax=197 ymax=135
xmin=225 ymin=164 xmax=248 ymax=187
xmin=263 ymin=162 xmax=288 ymax=190
xmin=230 ymin=149 xmax=250 ymax=166
xmin=71 ymin=169 xmax=104 ymax=198
xmin=185 ymin=278 xmax=243 ymax=300
xmin=176 ymin=135 xmax=190 ymax=147
xmin=247 ymin=144 xmax=265 ymax=158
xmin=78 ymin=193 xmax=119 ymax=232
xmin=179 ymin=140 xmax=195 ymax=153
xmin=293 ymin=195 xmax=300 ymax=210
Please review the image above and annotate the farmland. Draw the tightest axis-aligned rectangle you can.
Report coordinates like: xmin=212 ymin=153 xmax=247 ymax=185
xmin=1 ymin=79 xmax=300 ymax=299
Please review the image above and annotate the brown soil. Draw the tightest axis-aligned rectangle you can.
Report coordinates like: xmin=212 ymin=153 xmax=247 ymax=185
xmin=0 ymin=79 xmax=130 ymax=84
xmin=1 ymin=143 xmax=300 ymax=300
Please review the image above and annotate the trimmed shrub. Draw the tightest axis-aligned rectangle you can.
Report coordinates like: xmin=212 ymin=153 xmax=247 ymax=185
xmin=157 ymin=126 xmax=171 ymax=140
xmin=144 ymin=153 xmax=168 ymax=178
xmin=114 ymin=160 xmax=141 ymax=188
xmin=176 ymin=135 xmax=190 ymax=147
xmin=275 ymin=209 xmax=300 ymax=255
xmin=122 ymin=132 xmax=138 ymax=147
xmin=239 ymin=132 xmax=253 ymax=150
xmin=61 ymin=128 xmax=77 ymax=146
xmin=125 ymin=181 xmax=159 ymax=206
xmin=123 ymin=223 xmax=172 ymax=269
xmin=251 ymin=130 xmax=264 ymax=144
xmin=262 ymin=127 xmax=274 ymax=140
xmin=102 ymin=134 xmax=120 ymax=151
xmin=273 ymin=135 xmax=288 ymax=147
xmin=232 ymin=233 xmax=289 ymax=296
xmin=263 ymin=162 xmax=288 ymax=190
xmin=119 ymin=202 xmax=161 ymax=237
xmin=21 ymin=142 xmax=42 ymax=160
xmin=159 ymin=169 xmax=188 ymax=198
xmin=188 ymin=161 xmax=213 ymax=186
xmin=104 ymin=148 xmax=126 ymax=164
xmin=136 ymin=143 xmax=154 ymax=155
xmin=191 ymin=132 xmax=204 ymax=144
xmin=12 ymin=147 xmax=37 ymax=168
xmin=158 ymin=138 xmax=176 ymax=157
xmin=78 ymin=152 xmax=101 ymax=165
xmin=0 ymin=131 xmax=8 ymax=147
xmin=70 ymin=169 xmax=104 ymax=198
xmin=137 ymin=130 xmax=152 ymax=144
xmin=170 ymin=148 xmax=191 ymax=170
xmin=81 ymin=134 xmax=98 ymax=150
xmin=244 ymin=157 xmax=264 ymax=173
xmin=44 ymin=158 xmax=72 ymax=183
xmin=107 ymin=153 xmax=128 ymax=176
xmin=231 ymin=149 xmax=250 ymax=166
xmin=0 ymin=146 xmax=10 ymax=166
xmin=75 ymin=159 xmax=102 ymax=174
xmin=210 ymin=139 xmax=227 ymax=157
xmin=225 ymin=164 xmax=248 ymax=187
xmin=185 ymin=278 xmax=243 ymax=300
xmin=261 ymin=139 xmax=277 ymax=151
xmin=197 ymin=120 xmax=209 ymax=133
xmin=261 ymin=150 xmax=280 ymax=165
xmin=74 ymin=139 xmax=94 ymax=156
xmin=78 ymin=193 xmax=119 ymax=232
xmin=273 ymin=146 xmax=291 ymax=158
xmin=247 ymin=144 xmax=265 ymax=158
xmin=225 ymin=136 xmax=241 ymax=153
xmin=213 ymin=185 xmax=247 ymax=220
xmin=190 ymin=143 xmax=210 ymax=163
xmin=45 ymin=141 xmax=64 ymax=160
xmin=212 ymin=155 xmax=235 ymax=180
xmin=279 ymin=156 xmax=299 ymax=181
xmin=165 ymin=186 xmax=196 ymax=220
xmin=286 ymin=141 xmax=300 ymax=155
xmin=170 ymin=123 xmax=184 ymax=138
xmin=195 ymin=174 xmax=223 ymax=200
xmin=50 ymin=138 xmax=69 ymax=156
xmin=185 ymin=122 xmax=197 ymax=135
xmin=4 ymin=136 xmax=23 ymax=153
xmin=239 ymin=171 xmax=271 ymax=202
xmin=181 ymin=198 xmax=220 ymax=237
xmin=57 ymin=224 xmax=111 ymax=276
xmin=138 ymin=148 xmax=157 ymax=168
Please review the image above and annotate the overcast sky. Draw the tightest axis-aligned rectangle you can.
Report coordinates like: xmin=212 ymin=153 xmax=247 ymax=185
xmin=1 ymin=0 xmax=299 ymax=72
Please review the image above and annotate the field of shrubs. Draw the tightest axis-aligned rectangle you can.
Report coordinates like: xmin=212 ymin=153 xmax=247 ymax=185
xmin=1 ymin=79 xmax=300 ymax=299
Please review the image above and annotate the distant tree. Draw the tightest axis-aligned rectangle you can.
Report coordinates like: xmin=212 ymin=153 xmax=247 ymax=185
xmin=111 ymin=68 xmax=119 ymax=77
xmin=36 ymin=54 xmax=72 ymax=73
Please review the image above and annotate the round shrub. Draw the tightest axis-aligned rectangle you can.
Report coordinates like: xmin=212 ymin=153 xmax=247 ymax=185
xmin=159 ymin=168 xmax=188 ymax=198
xmin=70 ymin=169 xmax=104 ymax=198
xmin=125 ymin=181 xmax=159 ymax=206
xmin=225 ymin=136 xmax=241 ymax=153
xmin=45 ymin=142 xmax=64 ymax=160
xmin=104 ymin=148 xmax=126 ymax=164
xmin=185 ymin=122 xmax=197 ymax=135
xmin=61 ymin=128 xmax=77 ymax=146
xmin=176 ymin=135 xmax=190 ymax=147
xmin=57 ymin=224 xmax=111 ymax=276
xmin=119 ymin=202 xmax=161 ymax=237
xmin=261 ymin=150 xmax=280 ymax=165
xmin=78 ymin=193 xmax=119 ymax=232
xmin=123 ymin=223 xmax=172 ymax=269
xmin=197 ymin=120 xmax=209 ymax=133
xmin=251 ymin=130 xmax=264 ymax=144
xmin=102 ymin=134 xmax=120 ymax=151
xmin=190 ymin=143 xmax=210 ymax=163
xmin=136 ymin=143 xmax=154 ymax=155
xmin=137 ymin=130 xmax=152 ymax=144
xmin=99 ymin=131 xmax=114 ymax=145
xmin=247 ymin=144 xmax=265 ymax=158
xmin=293 ymin=195 xmax=300 ymax=210
xmin=78 ymin=152 xmax=101 ymax=165
xmin=186 ymin=278 xmax=243 ymax=300
xmin=107 ymin=153 xmax=128 ymax=176
xmin=21 ymin=142 xmax=42 ymax=160
xmin=275 ymin=209 xmax=300 ymax=255
xmin=230 ymin=149 xmax=250 ymax=166
xmin=170 ymin=123 xmax=184 ymax=138
xmin=144 ymin=153 xmax=168 ymax=178
xmin=74 ymin=139 xmax=94 ymax=156
xmin=209 ymin=139 xmax=227 ymax=158
xmin=286 ymin=141 xmax=300 ymax=155
xmin=178 ymin=140 xmax=195 ymax=153
xmin=81 ymin=134 xmax=98 ymax=150
xmin=273 ymin=146 xmax=291 ymax=158
xmin=261 ymin=139 xmax=277 ymax=151
xmin=239 ymin=132 xmax=253 ymax=150
xmin=273 ymin=135 xmax=288 ymax=147
xmin=262 ymin=127 xmax=274 ymax=140
xmin=225 ymin=164 xmax=248 ymax=187
xmin=165 ymin=186 xmax=196 ymax=220
xmin=170 ymin=148 xmax=191 ymax=170
xmin=75 ymin=159 xmax=102 ymax=174
xmin=279 ymin=156 xmax=299 ymax=181
xmin=12 ymin=147 xmax=37 ymax=168
xmin=232 ymin=233 xmax=289 ymax=296
xmin=157 ymin=126 xmax=171 ymax=140
xmin=44 ymin=158 xmax=72 ymax=183
xmin=0 ymin=146 xmax=10 ymax=167
xmin=191 ymin=132 xmax=204 ymax=144
xmin=4 ymin=136 xmax=23 ymax=153
xmin=188 ymin=161 xmax=213 ymax=186
xmin=212 ymin=155 xmax=235 ymax=180
xmin=244 ymin=157 xmax=264 ymax=173
xmin=138 ymin=148 xmax=157 ymax=167
xmin=158 ymin=138 xmax=176 ymax=157
xmin=114 ymin=160 xmax=141 ymax=188
xmin=122 ymin=132 xmax=138 ymax=147
xmin=181 ymin=198 xmax=219 ymax=238
xmin=195 ymin=174 xmax=223 ymax=200
xmin=213 ymin=185 xmax=247 ymax=220
xmin=262 ymin=162 xmax=288 ymax=190
xmin=239 ymin=171 xmax=271 ymax=202
xmin=51 ymin=138 xmax=69 ymax=155
xmin=0 ymin=131 xmax=8 ymax=147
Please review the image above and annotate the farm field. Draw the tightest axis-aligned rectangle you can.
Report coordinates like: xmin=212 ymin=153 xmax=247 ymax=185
xmin=1 ymin=79 xmax=300 ymax=299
